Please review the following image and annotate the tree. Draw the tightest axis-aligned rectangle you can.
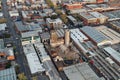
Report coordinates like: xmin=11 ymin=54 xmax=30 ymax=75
xmin=51 ymin=14 xmax=58 ymax=19
xmin=55 ymin=10 xmax=62 ymax=15
xmin=5 ymin=61 xmax=11 ymax=68
xmin=15 ymin=64 xmax=20 ymax=74
xmin=18 ymin=73 xmax=27 ymax=80
xmin=46 ymin=0 xmax=54 ymax=8
xmin=0 ymin=18 xmax=7 ymax=23
xmin=60 ymin=14 xmax=68 ymax=24
xmin=32 ymin=76 xmax=37 ymax=80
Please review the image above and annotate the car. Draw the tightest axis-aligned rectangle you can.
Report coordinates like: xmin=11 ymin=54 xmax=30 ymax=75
xmin=16 ymin=37 xmax=18 ymax=39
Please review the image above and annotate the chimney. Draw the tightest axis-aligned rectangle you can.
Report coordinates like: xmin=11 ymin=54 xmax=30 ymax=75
xmin=65 ymin=29 xmax=70 ymax=47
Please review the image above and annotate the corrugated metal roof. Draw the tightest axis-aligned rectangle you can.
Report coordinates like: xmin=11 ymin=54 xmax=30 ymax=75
xmin=81 ymin=26 xmax=108 ymax=44
xmin=23 ymin=44 xmax=45 ymax=74
xmin=63 ymin=62 xmax=101 ymax=80
xmin=104 ymin=47 xmax=120 ymax=63
xmin=0 ymin=67 xmax=17 ymax=80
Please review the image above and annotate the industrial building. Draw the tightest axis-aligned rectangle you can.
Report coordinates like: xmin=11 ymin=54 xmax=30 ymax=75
xmin=70 ymin=28 xmax=89 ymax=53
xmin=23 ymin=43 xmax=45 ymax=74
xmin=67 ymin=16 xmax=78 ymax=26
xmin=79 ymin=12 xmax=108 ymax=25
xmin=46 ymin=18 xmax=63 ymax=29
xmin=0 ymin=67 xmax=17 ymax=80
xmin=70 ymin=28 xmax=88 ymax=43
xmin=50 ymin=30 xmax=64 ymax=47
xmin=83 ymin=0 xmax=108 ymax=3
xmin=103 ymin=10 xmax=120 ymax=20
xmin=55 ymin=28 xmax=65 ymax=38
xmin=21 ymin=31 xmax=40 ymax=45
xmin=95 ymin=26 xmax=120 ymax=44
xmin=15 ymin=21 xmax=42 ymax=33
xmin=34 ymin=42 xmax=62 ymax=80
xmin=63 ymin=62 xmax=104 ymax=80
xmin=63 ymin=2 xmax=83 ymax=10
xmin=81 ymin=26 xmax=112 ymax=46
xmin=104 ymin=47 xmax=120 ymax=64
xmin=109 ymin=20 xmax=120 ymax=32
xmin=39 ymin=32 xmax=50 ymax=43
xmin=86 ymin=4 xmax=113 ymax=12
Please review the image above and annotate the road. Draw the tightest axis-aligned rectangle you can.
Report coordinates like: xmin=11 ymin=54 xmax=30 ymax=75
xmin=2 ymin=0 xmax=31 ymax=80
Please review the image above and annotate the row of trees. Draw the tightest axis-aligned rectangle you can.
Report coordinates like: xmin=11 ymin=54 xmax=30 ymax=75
xmin=46 ymin=0 xmax=54 ymax=8
xmin=55 ymin=10 xmax=68 ymax=24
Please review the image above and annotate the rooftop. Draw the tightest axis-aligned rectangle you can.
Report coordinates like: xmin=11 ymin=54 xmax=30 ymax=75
xmin=95 ymin=25 xmax=120 ymax=44
xmin=15 ymin=21 xmax=42 ymax=32
xmin=104 ymin=47 xmax=120 ymax=63
xmin=23 ymin=44 xmax=45 ymax=74
xmin=70 ymin=28 xmax=88 ymax=43
xmin=81 ymin=26 xmax=110 ymax=45
xmin=0 ymin=67 xmax=17 ymax=80
xmin=0 ymin=23 xmax=7 ymax=31
xmin=63 ymin=62 xmax=102 ymax=80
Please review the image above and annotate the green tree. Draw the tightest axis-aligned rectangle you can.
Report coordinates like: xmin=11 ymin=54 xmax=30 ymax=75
xmin=15 ymin=64 xmax=20 ymax=74
xmin=0 ymin=18 xmax=7 ymax=23
xmin=55 ymin=10 xmax=62 ymax=15
xmin=46 ymin=0 xmax=54 ymax=8
xmin=51 ymin=14 xmax=58 ymax=19
xmin=18 ymin=73 xmax=27 ymax=80
xmin=60 ymin=14 xmax=68 ymax=24
xmin=5 ymin=61 xmax=11 ymax=68
xmin=32 ymin=76 xmax=37 ymax=80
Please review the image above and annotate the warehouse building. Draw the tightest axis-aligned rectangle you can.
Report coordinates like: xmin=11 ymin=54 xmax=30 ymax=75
xmin=63 ymin=62 xmax=105 ymax=80
xmin=70 ymin=28 xmax=88 ymax=53
xmin=34 ymin=42 xmax=62 ymax=80
xmin=70 ymin=28 xmax=88 ymax=43
xmin=95 ymin=26 xmax=120 ymax=44
xmin=81 ymin=26 xmax=111 ymax=46
xmin=104 ymin=47 xmax=120 ymax=64
xmin=79 ymin=12 xmax=108 ymax=25
xmin=109 ymin=20 xmax=120 ymax=33
xmin=86 ymin=4 xmax=109 ymax=11
xmin=21 ymin=31 xmax=40 ymax=45
xmin=0 ymin=67 xmax=17 ymax=80
xmin=23 ymin=43 xmax=45 ymax=74
xmin=102 ymin=10 xmax=120 ymax=21
xmin=15 ymin=21 xmax=42 ymax=33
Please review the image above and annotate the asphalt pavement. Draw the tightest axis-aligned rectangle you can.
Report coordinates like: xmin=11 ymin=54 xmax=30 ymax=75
xmin=2 ymin=0 xmax=31 ymax=80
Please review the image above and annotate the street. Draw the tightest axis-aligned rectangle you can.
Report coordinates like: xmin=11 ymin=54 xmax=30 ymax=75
xmin=2 ymin=0 xmax=31 ymax=80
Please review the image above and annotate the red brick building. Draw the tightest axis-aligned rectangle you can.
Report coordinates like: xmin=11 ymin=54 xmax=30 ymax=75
xmin=64 ymin=3 xmax=83 ymax=10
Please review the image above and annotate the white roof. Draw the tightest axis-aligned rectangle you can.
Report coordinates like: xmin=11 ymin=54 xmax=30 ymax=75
xmin=34 ymin=42 xmax=51 ymax=62
xmin=104 ymin=47 xmax=120 ymax=63
xmin=0 ymin=12 xmax=3 ymax=17
xmin=23 ymin=44 xmax=45 ymax=74
xmin=0 ymin=23 xmax=7 ymax=30
xmin=9 ymin=10 xmax=19 ymax=17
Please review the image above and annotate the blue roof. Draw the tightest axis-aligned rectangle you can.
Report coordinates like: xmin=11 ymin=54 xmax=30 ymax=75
xmin=81 ymin=26 xmax=108 ymax=43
